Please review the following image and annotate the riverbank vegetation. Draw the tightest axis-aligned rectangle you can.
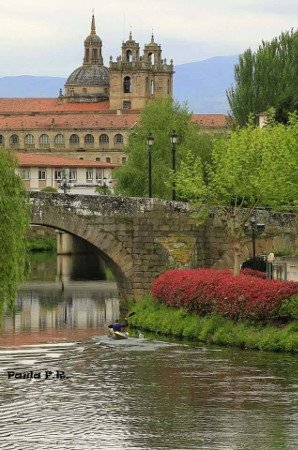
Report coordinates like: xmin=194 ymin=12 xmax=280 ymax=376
xmin=128 ymin=269 xmax=298 ymax=353
xmin=0 ymin=149 xmax=29 ymax=313
xmin=129 ymin=295 xmax=298 ymax=353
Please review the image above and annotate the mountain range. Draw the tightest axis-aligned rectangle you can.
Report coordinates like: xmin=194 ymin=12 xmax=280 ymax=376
xmin=0 ymin=55 xmax=238 ymax=114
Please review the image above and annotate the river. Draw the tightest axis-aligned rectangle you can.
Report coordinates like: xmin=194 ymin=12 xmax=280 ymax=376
xmin=0 ymin=253 xmax=297 ymax=450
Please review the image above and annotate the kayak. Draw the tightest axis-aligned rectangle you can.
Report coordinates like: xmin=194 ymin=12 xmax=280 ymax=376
xmin=109 ymin=330 xmax=129 ymax=340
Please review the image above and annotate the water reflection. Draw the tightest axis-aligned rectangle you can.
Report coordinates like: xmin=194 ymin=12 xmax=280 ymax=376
xmin=29 ymin=252 xmax=112 ymax=282
xmin=0 ymin=281 xmax=119 ymax=346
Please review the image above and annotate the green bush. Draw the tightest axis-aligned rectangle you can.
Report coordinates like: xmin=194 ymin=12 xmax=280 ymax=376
xmin=41 ymin=186 xmax=57 ymax=193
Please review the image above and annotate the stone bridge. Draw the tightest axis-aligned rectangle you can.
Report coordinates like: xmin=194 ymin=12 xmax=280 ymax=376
xmin=30 ymin=192 xmax=297 ymax=298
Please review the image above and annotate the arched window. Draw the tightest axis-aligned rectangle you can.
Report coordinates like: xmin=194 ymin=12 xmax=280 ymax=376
xmin=151 ymin=80 xmax=155 ymax=95
xmin=40 ymin=134 xmax=50 ymax=147
xmin=99 ymin=134 xmax=109 ymax=144
xmin=148 ymin=52 xmax=155 ymax=64
xmin=123 ymin=76 xmax=132 ymax=93
xmin=114 ymin=134 xmax=123 ymax=144
xmin=55 ymin=134 xmax=64 ymax=144
xmin=25 ymin=134 xmax=34 ymax=144
xmin=25 ymin=134 xmax=35 ymax=148
xmin=54 ymin=134 xmax=64 ymax=147
xmin=0 ymin=135 xmax=4 ymax=147
xmin=85 ymin=134 xmax=94 ymax=148
xmin=126 ymin=50 xmax=132 ymax=62
xmin=70 ymin=134 xmax=80 ymax=145
xmin=10 ymin=134 xmax=19 ymax=148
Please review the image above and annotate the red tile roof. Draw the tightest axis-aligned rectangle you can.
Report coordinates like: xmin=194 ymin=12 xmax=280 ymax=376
xmin=191 ymin=114 xmax=228 ymax=127
xmin=0 ymin=113 xmax=139 ymax=130
xmin=16 ymin=152 xmax=119 ymax=168
xmin=0 ymin=98 xmax=110 ymax=114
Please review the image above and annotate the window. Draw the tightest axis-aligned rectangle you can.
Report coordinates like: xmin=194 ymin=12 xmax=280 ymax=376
xmin=96 ymin=157 xmax=101 ymax=161
xmin=69 ymin=170 xmax=77 ymax=181
xmin=85 ymin=134 xmax=94 ymax=147
xmin=126 ymin=50 xmax=132 ymax=62
xmin=25 ymin=134 xmax=34 ymax=145
xmin=54 ymin=170 xmax=63 ymax=180
xmin=0 ymin=135 xmax=4 ymax=147
xmin=86 ymin=169 xmax=93 ymax=181
xmin=70 ymin=134 xmax=80 ymax=145
xmin=10 ymin=134 xmax=19 ymax=147
xmin=123 ymin=76 xmax=132 ymax=93
xmin=38 ymin=169 xmax=46 ymax=180
xmin=82 ymin=88 xmax=87 ymax=94
xmin=122 ymin=157 xmax=127 ymax=164
xmin=40 ymin=134 xmax=50 ymax=145
xmin=79 ymin=157 xmax=84 ymax=160
xmin=106 ymin=157 xmax=111 ymax=163
xmin=148 ymin=52 xmax=155 ymax=64
xmin=99 ymin=134 xmax=109 ymax=143
xmin=92 ymin=49 xmax=98 ymax=60
xmin=123 ymin=100 xmax=131 ymax=109
xmin=96 ymin=169 xmax=103 ymax=180
xmin=151 ymin=80 xmax=155 ymax=95
xmin=54 ymin=134 xmax=64 ymax=145
xmin=21 ymin=169 xmax=30 ymax=180
xmin=114 ymin=134 xmax=123 ymax=144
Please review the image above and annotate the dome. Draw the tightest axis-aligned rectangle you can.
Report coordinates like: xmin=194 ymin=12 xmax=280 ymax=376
xmin=65 ymin=65 xmax=109 ymax=87
xmin=84 ymin=34 xmax=102 ymax=46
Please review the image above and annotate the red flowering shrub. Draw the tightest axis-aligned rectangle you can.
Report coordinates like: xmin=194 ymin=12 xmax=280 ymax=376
xmin=241 ymin=268 xmax=267 ymax=279
xmin=151 ymin=269 xmax=298 ymax=321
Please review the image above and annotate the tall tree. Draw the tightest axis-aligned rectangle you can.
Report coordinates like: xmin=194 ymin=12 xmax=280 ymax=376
xmin=175 ymin=115 xmax=298 ymax=274
xmin=114 ymin=98 xmax=215 ymax=199
xmin=227 ymin=29 xmax=298 ymax=126
xmin=0 ymin=150 xmax=29 ymax=314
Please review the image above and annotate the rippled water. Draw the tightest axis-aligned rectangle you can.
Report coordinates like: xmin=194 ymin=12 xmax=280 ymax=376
xmin=0 ymin=281 xmax=297 ymax=449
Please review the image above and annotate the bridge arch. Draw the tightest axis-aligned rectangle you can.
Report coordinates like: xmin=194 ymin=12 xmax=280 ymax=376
xmin=30 ymin=204 xmax=134 ymax=298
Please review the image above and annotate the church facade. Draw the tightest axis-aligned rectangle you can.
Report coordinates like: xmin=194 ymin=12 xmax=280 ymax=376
xmin=0 ymin=15 xmax=227 ymax=174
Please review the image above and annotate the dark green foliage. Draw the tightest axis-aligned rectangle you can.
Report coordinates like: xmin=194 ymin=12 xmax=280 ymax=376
xmin=129 ymin=295 xmax=298 ymax=353
xmin=26 ymin=237 xmax=56 ymax=252
xmin=114 ymin=98 xmax=214 ymax=199
xmin=0 ymin=149 xmax=29 ymax=313
xmin=227 ymin=29 xmax=298 ymax=126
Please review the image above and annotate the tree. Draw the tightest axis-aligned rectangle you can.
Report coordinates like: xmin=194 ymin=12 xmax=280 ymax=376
xmin=114 ymin=98 xmax=214 ymax=199
xmin=0 ymin=149 xmax=29 ymax=314
xmin=175 ymin=115 xmax=298 ymax=274
xmin=227 ymin=29 xmax=298 ymax=126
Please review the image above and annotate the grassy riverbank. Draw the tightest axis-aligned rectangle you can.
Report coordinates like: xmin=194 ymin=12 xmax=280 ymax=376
xmin=128 ymin=295 xmax=298 ymax=353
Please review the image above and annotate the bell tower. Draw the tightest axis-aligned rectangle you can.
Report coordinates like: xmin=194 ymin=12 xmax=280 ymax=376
xmin=109 ymin=33 xmax=174 ymax=110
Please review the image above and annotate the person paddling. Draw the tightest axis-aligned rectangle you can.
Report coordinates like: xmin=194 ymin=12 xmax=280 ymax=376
xmin=108 ymin=319 xmax=128 ymax=333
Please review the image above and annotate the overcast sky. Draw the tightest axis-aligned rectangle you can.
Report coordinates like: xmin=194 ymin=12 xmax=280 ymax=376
xmin=0 ymin=0 xmax=296 ymax=77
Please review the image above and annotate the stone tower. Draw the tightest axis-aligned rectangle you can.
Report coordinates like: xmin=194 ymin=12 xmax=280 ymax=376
xmin=63 ymin=15 xmax=110 ymax=103
xmin=109 ymin=32 xmax=174 ymax=110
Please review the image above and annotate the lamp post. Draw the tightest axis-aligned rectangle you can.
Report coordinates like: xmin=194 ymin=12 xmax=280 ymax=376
xmin=170 ymin=130 xmax=178 ymax=200
xmin=146 ymin=133 xmax=154 ymax=198
xmin=102 ymin=177 xmax=107 ymax=195
xmin=58 ymin=169 xmax=71 ymax=194
xmin=244 ymin=213 xmax=265 ymax=269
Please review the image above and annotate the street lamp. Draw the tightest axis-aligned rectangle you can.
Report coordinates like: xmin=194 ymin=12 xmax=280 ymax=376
xmin=146 ymin=132 xmax=154 ymax=198
xmin=57 ymin=169 xmax=71 ymax=194
xmin=244 ymin=213 xmax=265 ymax=269
xmin=170 ymin=130 xmax=178 ymax=200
